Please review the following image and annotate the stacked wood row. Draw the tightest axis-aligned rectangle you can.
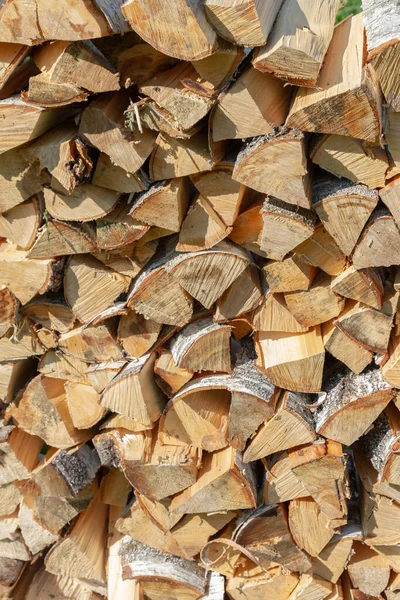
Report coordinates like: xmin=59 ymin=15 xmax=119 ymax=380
xmin=0 ymin=0 xmax=399 ymax=598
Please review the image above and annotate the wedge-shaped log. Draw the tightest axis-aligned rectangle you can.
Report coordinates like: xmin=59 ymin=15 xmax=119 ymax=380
xmin=65 ymin=382 xmax=105 ymax=429
xmin=315 ymin=365 xmax=393 ymax=446
xmin=0 ymin=147 xmax=43 ymax=212
xmin=294 ymin=224 xmax=347 ymax=277
xmin=289 ymin=574 xmax=332 ymax=600
xmin=159 ymin=375 xmax=231 ymax=451
xmin=129 ymin=179 xmax=190 ymax=233
xmin=330 ymin=266 xmax=383 ymax=310
xmin=0 ymin=42 xmax=38 ymax=100
xmin=322 ymin=320 xmax=373 ymax=375
xmin=313 ymin=174 xmax=379 ymax=256
xmin=101 ymin=354 xmax=166 ymax=428
xmin=58 ymin=321 xmax=123 ymax=363
xmin=0 ymin=358 xmax=36 ymax=405
xmin=253 ymin=291 xmax=309 ymax=334
xmin=0 ymin=426 xmax=42 ymax=486
xmin=311 ymin=536 xmax=354 ymax=584
xmin=204 ymin=0 xmax=283 ymax=47
xmin=260 ymin=198 xmax=316 ymax=260
xmin=0 ymin=317 xmax=43 ymax=362
xmin=233 ymin=129 xmax=311 ymax=208
xmin=64 ymin=255 xmax=129 ymax=323
xmin=210 ymin=66 xmax=292 ymax=142
xmin=170 ymin=317 xmax=232 ymax=373
xmin=263 ymin=254 xmax=316 ymax=294
xmin=21 ymin=298 xmax=74 ymax=333
xmin=0 ymin=197 xmax=42 ymax=251
xmin=229 ymin=199 xmax=265 ymax=257
xmin=263 ymin=450 xmax=308 ymax=505
xmin=256 ymin=327 xmax=325 ymax=393
xmin=286 ymin=14 xmax=382 ymax=143
xmin=253 ymin=0 xmax=340 ymax=87
xmin=171 ymin=445 xmax=257 ymax=514
xmin=0 ymin=288 xmax=18 ymax=339
xmin=28 ymin=221 xmax=97 ymax=259
xmin=244 ymin=391 xmax=316 ymax=462
xmin=284 ymin=272 xmax=345 ymax=327
xmin=177 ymin=195 xmax=231 ymax=252
xmin=154 ymin=350 xmax=193 ymax=397
xmin=380 ymin=176 xmax=400 ymax=231
xmin=166 ymin=240 xmax=249 ymax=309
xmin=347 ymin=542 xmax=391 ymax=597
xmin=215 ymin=265 xmax=262 ymax=322
xmin=353 ymin=208 xmax=400 ymax=268
xmin=0 ymin=249 xmax=58 ymax=305
xmin=226 ymin=563 xmax=299 ymax=600
xmin=92 ymin=153 xmax=149 ymax=194
xmin=117 ymin=310 xmax=161 ymax=358
xmin=192 ymin=39 xmax=245 ymax=88
xmin=289 ymin=497 xmax=336 ymax=558
xmin=386 ymin=109 xmax=400 ymax=170
xmin=311 ymin=134 xmax=389 ymax=189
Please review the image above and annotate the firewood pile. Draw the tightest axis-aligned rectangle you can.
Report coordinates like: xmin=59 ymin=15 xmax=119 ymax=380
xmin=1 ymin=0 xmax=400 ymax=598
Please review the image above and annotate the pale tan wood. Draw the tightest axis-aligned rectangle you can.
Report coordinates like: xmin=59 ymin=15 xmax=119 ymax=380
xmin=27 ymin=221 xmax=97 ymax=259
xmin=0 ymin=148 xmax=43 ymax=213
xmin=386 ymin=109 xmax=400 ymax=171
xmin=284 ymin=271 xmax=345 ymax=327
xmin=118 ymin=310 xmax=161 ymax=358
xmin=0 ymin=317 xmax=43 ymax=362
xmin=322 ymin=320 xmax=373 ymax=375
xmin=0 ymin=197 xmax=42 ymax=251
xmin=0 ymin=247 xmax=57 ymax=305
xmin=330 ymin=266 xmax=383 ymax=310
xmin=0 ymin=359 xmax=37 ymax=405
xmin=253 ymin=291 xmax=309 ymax=334
xmin=95 ymin=204 xmax=150 ymax=251
xmin=347 ymin=542 xmax=390 ymax=597
xmin=171 ymin=512 xmax=236 ymax=560
xmin=233 ymin=129 xmax=311 ymax=208
xmin=311 ymin=537 xmax=353 ymax=584
xmin=171 ymin=445 xmax=256 ymax=514
xmin=0 ymin=426 xmax=42 ymax=486
xmin=294 ymin=224 xmax=347 ymax=277
xmin=289 ymin=497 xmax=335 ymax=557
xmin=79 ymin=91 xmax=157 ymax=174
xmin=154 ymin=349 xmax=194 ymax=397
xmin=352 ymin=209 xmax=400 ymax=269
xmin=288 ymin=574 xmax=332 ymax=600
xmin=382 ymin=335 xmax=400 ymax=387
xmin=100 ymin=467 xmax=131 ymax=506
xmin=263 ymin=451 xmax=308 ymax=504
xmin=177 ymin=195 xmax=231 ymax=252
xmin=86 ymin=360 xmax=126 ymax=394
xmin=380 ymin=176 xmax=400 ymax=230
xmin=256 ymin=327 xmax=325 ymax=393
xmin=286 ymin=15 xmax=382 ymax=144
xmin=311 ymin=134 xmax=389 ymax=189
xmin=108 ymin=508 xmax=140 ymax=600
xmin=113 ymin=36 xmax=178 ymax=87
xmin=19 ymin=497 xmax=59 ymax=555
xmin=362 ymin=488 xmax=400 ymax=546
xmin=0 ymin=42 xmax=38 ymax=100
xmin=313 ymin=175 xmax=379 ymax=256
xmin=64 ymin=255 xmax=129 ymax=324
xmin=65 ymin=382 xmax=105 ymax=429
xmin=371 ymin=42 xmax=400 ymax=112
xmin=210 ymin=65 xmax=292 ymax=142
xmin=0 ymin=287 xmax=18 ymax=339
xmin=21 ymin=299 xmax=75 ymax=333
xmin=227 ymin=563 xmax=299 ymax=600
xmin=215 ymin=264 xmax=262 ymax=322
xmin=263 ymin=254 xmax=316 ymax=293
xmin=0 ymin=483 xmax=21 ymax=518
xmin=92 ymin=153 xmax=149 ymax=194
xmin=121 ymin=0 xmax=217 ymax=61
xmin=229 ymin=199 xmax=265 ymax=257
xmin=38 ymin=348 xmax=90 ymax=383
xmin=192 ymin=40 xmax=244 ymax=88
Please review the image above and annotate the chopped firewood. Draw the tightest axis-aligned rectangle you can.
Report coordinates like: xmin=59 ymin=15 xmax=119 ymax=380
xmin=353 ymin=208 xmax=400 ymax=269
xmin=86 ymin=361 xmax=126 ymax=394
xmin=289 ymin=497 xmax=336 ymax=557
xmin=310 ymin=134 xmax=389 ymax=189
xmin=256 ymin=327 xmax=325 ymax=393
xmin=38 ymin=348 xmax=90 ymax=383
xmin=211 ymin=65 xmax=292 ymax=142
xmin=0 ymin=358 xmax=36 ymax=405
xmin=0 ymin=288 xmax=18 ymax=339
xmin=121 ymin=0 xmax=217 ymax=61
xmin=229 ymin=199 xmax=265 ymax=256
xmin=117 ymin=310 xmax=161 ymax=358
xmin=361 ymin=487 xmax=400 ymax=546
xmin=286 ymin=15 xmax=382 ymax=144
xmin=347 ymin=542 xmax=391 ymax=597
xmin=244 ymin=391 xmax=316 ymax=462
xmin=294 ymin=224 xmax=347 ymax=277
xmin=380 ymin=177 xmax=400 ymax=231
xmin=214 ymin=264 xmax=262 ymax=322
xmin=192 ymin=39 xmax=244 ymax=88
xmin=322 ymin=320 xmax=373 ymax=375
xmin=263 ymin=450 xmax=308 ymax=504
xmin=19 ymin=497 xmax=59 ymax=555
xmin=260 ymin=198 xmax=316 ymax=260
xmin=170 ymin=317 xmax=232 ymax=373
xmin=0 ymin=317 xmax=44 ymax=362
xmin=0 ymin=425 xmax=41 ymax=486
xmin=0 ymin=148 xmax=43 ymax=213
xmin=65 ymin=382 xmax=105 ymax=429
xmin=177 ymin=195 xmax=231 ymax=252
xmin=79 ymin=91 xmax=157 ymax=174
xmin=154 ymin=349 xmax=193 ymax=397
xmin=254 ymin=0 xmax=340 ymax=87
xmin=28 ymin=220 xmax=97 ymax=259
xmin=313 ymin=175 xmax=379 ymax=256
xmin=129 ymin=179 xmax=190 ymax=233
xmin=284 ymin=271 xmax=345 ymax=327
xmin=330 ymin=266 xmax=384 ymax=310
xmin=263 ymin=254 xmax=316 ymax=293
xmin=233 ymin=129 xmax=311 ymax=208
xmin=171 ymin=512 xmax=236 ymax=561
xmin=289 ymin=574 xmax=332 ymax=600
xmin=95 ymin=205 xmax=149 ymax=251
xmin=235 ymin=504 xmax=312 ymax=573
xmin=226 ymin=562 xmax=299 ymax=600
xmin=171 ymin=445 xmax=256 ymax=514
xmin=0 ymin=197 xmax=42 ymax=251
xmin=315 ymin=365 xmax=393 ymax=446
xmin=92 ymin=153 xmax=149 ymax=194
xmin=311 ymin=536 xmax=354 ymax=584
xmin=253 ymin=291 xmax=309 ymax=334
xmin=21 ymin=299 xmax=74 ymax=333
xmin=0 ymin=43 xmax=39 ymax=100
xmin=386 ymin=110 xmax=400 ymax=171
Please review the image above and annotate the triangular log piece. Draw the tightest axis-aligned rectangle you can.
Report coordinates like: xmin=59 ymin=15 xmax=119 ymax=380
xmin=171 ymin=445 xmax=257 ymax=514
xmin=253 ymin=291 xmax=309 ymax=334
xmin=361 ymin=487 xmax=400 ymax=547
xmin=210 ymin=66 xmax=292 ymax=142
xmin=286 ymin=14 xmax=382 ymax=144
xmin=313 ymin=173 xmax=379 ymax=256
xmin=44 ymin=179 xmax=120 ymax=222
xmin=92 ymin=153 xmax=149 ymax=194
xmin=27 ymin=221 xmax=97 ymax=259
xmin=294 ymin=224 xmax=347 ymax=277
xmin=191 ymin=39 xmax=245 ymax=89
xmin=38 ymin=348 xmax=90 ymax=383
xmin=100 ymin=466 xmax=131 ymax=507
xmin=310 ymin=536 xmax=354 ymax=584
xmin=233 ymin=129 xmax=311 ymax=208
xmin=79 ymin=91 xmax=157 ymax=174
xmin=0 ymin=317 xmax=43 ymax=362
xmin=159 ymin=374 xmax=231 ymax=451
xmin=170 ymin=316 xmax=232 ymax=373
xmin=0 ymin=96 xmax=76 ymax=154
xmin=256 ymin=327 xmax=325 ymax=393
xmin=166 ymin=240 xmax=249 ymax=309
xmin=0 ymin=425 xmax=42 ymax=486
xmin=0 ymin=147 xmax=43 ymax=212
xmin=322 ymin=320 xmax=373 ymax=375
xmin=0 ymin=196 xmax=42 ymax=251
xmin=363 ymin=0 xmax=400 ymax=111
xmin=117 ymin=310 xmax=161 ymax=358
xmin=263 ymin=451 xmax=308 ymax=504
xmin=21 ymin=298 xmax=75 ymax=333
xmin=133 ymin=96 xmax=204 ymax=140
xmin=154 ymin=349 xmax=193 ymax=397
xmin=121 ymin=0 xmax=217 ymax=61
xmin=382 ymin=333 xmax=400 ymax=387
xmin=315 ymin=365 xmax=393 ymax=446
xmin=226 ymin=562 xmax=299 ymax=600
xmin=288 ymin=574 xmax=332 ymax=600
xmin=0 ymin=288 xmax=18 ymax=339
xmin=177 ymin=195 xmax=231 ymax=252
xmin=229 ymin=199 xmax=265 ymax=257
xmin=18 ymin=567 xmax=95 ymax=600
xmin=380 ymin=176 xmax=400 ymax=229
xmin=386 ymin=109 xmax=400 ymax=171
xmin=86 ymin=360 xmax=126 ymax=394
xmin=234 ymin=504 xmax=312 ymax=573
xmin=347 ymin=542 xmax=391 ymax=597
xmin=244 ymin=391 xmax=317 ymax=462
xmin=150 ymin=129 xmax=224 ymax=180
xmin=253 ymin=0 xmax=340 ymax=87
xmin=0 ymin=42 xmax=38 ymax=101
xmin=100 ymin=354 xmax=166 ymax=427
xmin=170 ymin=512 xmax=237 ymax=561
xmin=65 ymin=382 xmax=105 ymax=429
xmin=260 ymin=198 xmax=316 ymax=260
xmin=0 ymin=358 xmax=37 ymax=405
xmin=263 ymin=254 xmax=316 ymax=293
xmin=64 ymin=255 xmax=129 ymax=324
xmin=129 ymin=178 xmax=190 ymax=233
xmin=310 ymin=134 xmax=389 ymax=189
xmin=352 ymin=208 xmax=400 ymax=269
xmin=6 ymin=374 xmax=94 ymax=448
xmin=95 ymin=205 xmax=149 ymax=251
xmin=284 ymin=271 xmax=345 ymax=327
xmin=330 ymin=266 xmax=384 ymax=310
xmin=0 ymin=249 xmax=58 ymax=305
xmin=215 ymin=264 xmax=262 ymax=322
xmin=204 ymin=0 xmax=283 ymax=47
xmin=0 ymin=483 xmax=22 ymax=518
xmin=120 ymin=539 xmax=207 ymax=599
xmin=288 ymin=496 xmax=336 ymax=557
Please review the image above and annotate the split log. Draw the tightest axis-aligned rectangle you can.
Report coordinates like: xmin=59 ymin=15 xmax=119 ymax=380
xmin=117 ymin=310 xmax=161 ymax=358
xmin=253 ymin=0 xmax=340 ymax=87
xmin=0 ymin=148 xmax=43 ymax=213
xmin=177 ymin=195 xmax=231 ymax=252
xmin=0 ymin=287 xmax=18 ymax=339
xmin=121 ymin=0 xmax=217 ymax=61
xmin=322 ymin=321 xmax=373 ymax=375
xmin=253 ymin=291 xmax=309 ymax=334
xmin=0 ymin=358 xmax=37 ymax=405
xmin=289 ymin=574 xmax=332 ymax=600
xmin=352 ymin=208 xmax=400 ymax=269
xmin=86 ymin=360 xmax=126 ymax=394
xmin=21 ymin=298 xmax=74 ymax=333
xmin=315 ymin=365 xmax=393 ymax=446
xmin=210 ymin=65 xmax=292 ymax=142
xmin=191 ymin=39 xmax=245 ymax=88
xmin=0 ymin=317 xmax=44 ymax=362
xmin=38 ymin=348 xmax=89 ymax=383
xmin=129 ymin=179 xmax=190 ymax=233
xmin=0 ymin=43 xmax=39 ymax=100
xmin=386 ymin=110 xmax=400 ymax=171
xmin=215 ymin=264 xmax=262 ymax=322
xmin=380 ymin=176 xmax=400 ymax=231
xmin=289 ymin=497 xmax=336 ymax=557
xmin=361 ymin=487 xmax=400 ymax=546
xmin=263 ymin=254 xmax=316 ymax=293
xmin=171 ymin=445 xmax=257 ymax=514
xmin=310 ymin=134 xmax=389 ymax=189
xmin=233 ymin=129 xmax=311 ymax=208
xmin=92 ymin=153 xmax=149 ymax=194
xmin=0 ymin=426 xmax=42 ymax=485
xmin=229 ymin=199 xmax=265 ymax=257
xmin=294 ymin=224 xmax=347 ymax=277
xmin=330 ymin=266 xmax=384 ymax=310
xmin=313 ymin=174 xmax=379 ymax=256
xmin=154 ymin=350 xmax=193 ymax=397
xmin=0 ymin=197 xmax=42 ymax=251
xmin=311 ymin=536 xmax=354 ymax=584
xmin=65 ymin=382 xmax=105 ymax=429
xmin=256 ymin=327 xmax=325 ymax=393
xmin=94 ymin=205 xmax=149 ymax=251
xmin=226 ymin=562 xmax=299 ymax=600
xmin=27 ymin=221 xmax=97 ymax=259
xmin=286 ymin=14 xmax=382 ymax=144
xmin=260 ymin=198 xmax=316 ymax=260
xmin=263 ymin=450 xmax=308 ymax=504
